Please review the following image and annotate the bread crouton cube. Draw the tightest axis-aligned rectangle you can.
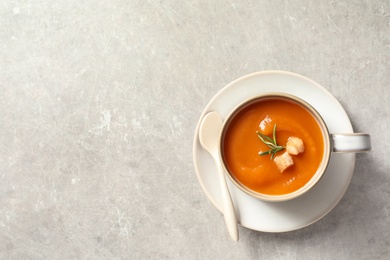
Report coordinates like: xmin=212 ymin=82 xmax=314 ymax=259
xmin=286 ymin=137 xmax=305 ymax=155
xmin=274 ymin=152 xmax=294 ymax=172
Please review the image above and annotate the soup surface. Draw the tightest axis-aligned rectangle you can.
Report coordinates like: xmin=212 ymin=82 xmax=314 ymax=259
xmin=222 ymin=97 xmax=324 ymax=195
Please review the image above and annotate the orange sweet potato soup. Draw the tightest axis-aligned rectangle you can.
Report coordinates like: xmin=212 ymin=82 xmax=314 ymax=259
xmin=222 ymin=97 xmax=324 ymax=196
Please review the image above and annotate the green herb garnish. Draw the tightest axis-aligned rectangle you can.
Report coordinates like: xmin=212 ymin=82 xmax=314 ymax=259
xmin=256 ymin=124 xmax=285 ymax=160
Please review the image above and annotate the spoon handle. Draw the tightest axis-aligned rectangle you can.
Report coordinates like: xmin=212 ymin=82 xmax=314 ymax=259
xmin=215 ymin=153 xmax=239 ymax=241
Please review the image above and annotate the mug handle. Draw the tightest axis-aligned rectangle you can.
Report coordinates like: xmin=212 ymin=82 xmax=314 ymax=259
xmin=331 ymin=134 xmax=371 ymax=153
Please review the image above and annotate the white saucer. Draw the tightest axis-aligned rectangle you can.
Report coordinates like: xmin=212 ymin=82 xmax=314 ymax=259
xmin=193 ymin=71 xmax=356 ymax=232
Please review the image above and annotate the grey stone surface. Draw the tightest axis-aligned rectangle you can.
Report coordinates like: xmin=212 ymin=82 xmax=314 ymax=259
xmin=0 ymin=0 xmax=389 ymax=259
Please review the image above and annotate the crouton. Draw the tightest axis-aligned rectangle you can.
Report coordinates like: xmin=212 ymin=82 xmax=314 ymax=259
xmin=286 ymin=137 xmax=305 ymax=155
xmin=274 ymin=152 xmax=294 ymax=172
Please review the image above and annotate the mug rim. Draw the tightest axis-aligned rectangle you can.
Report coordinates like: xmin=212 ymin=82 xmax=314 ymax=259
xmin=220 ymin=92 xmax=332 ymax=202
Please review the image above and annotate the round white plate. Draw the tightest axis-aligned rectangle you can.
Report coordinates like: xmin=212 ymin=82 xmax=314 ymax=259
xmin=193 ymin=70 xmax=356 ymax=232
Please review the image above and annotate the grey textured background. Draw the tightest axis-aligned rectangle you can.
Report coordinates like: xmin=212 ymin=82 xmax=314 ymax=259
xmin=0 ymin=0 xmax=389 ymax=259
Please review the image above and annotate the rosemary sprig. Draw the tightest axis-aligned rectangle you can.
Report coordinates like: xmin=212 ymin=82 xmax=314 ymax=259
xmin=256 ymin=124 xmax=285 ymax=160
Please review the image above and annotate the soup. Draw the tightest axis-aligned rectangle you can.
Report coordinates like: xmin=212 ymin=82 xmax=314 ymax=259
xmin=222 ymin=97 xmax=324 ymax=196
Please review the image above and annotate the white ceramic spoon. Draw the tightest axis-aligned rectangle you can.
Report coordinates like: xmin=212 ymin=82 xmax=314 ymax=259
xmin=199 ymin=111 xmax=238 ymax=241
